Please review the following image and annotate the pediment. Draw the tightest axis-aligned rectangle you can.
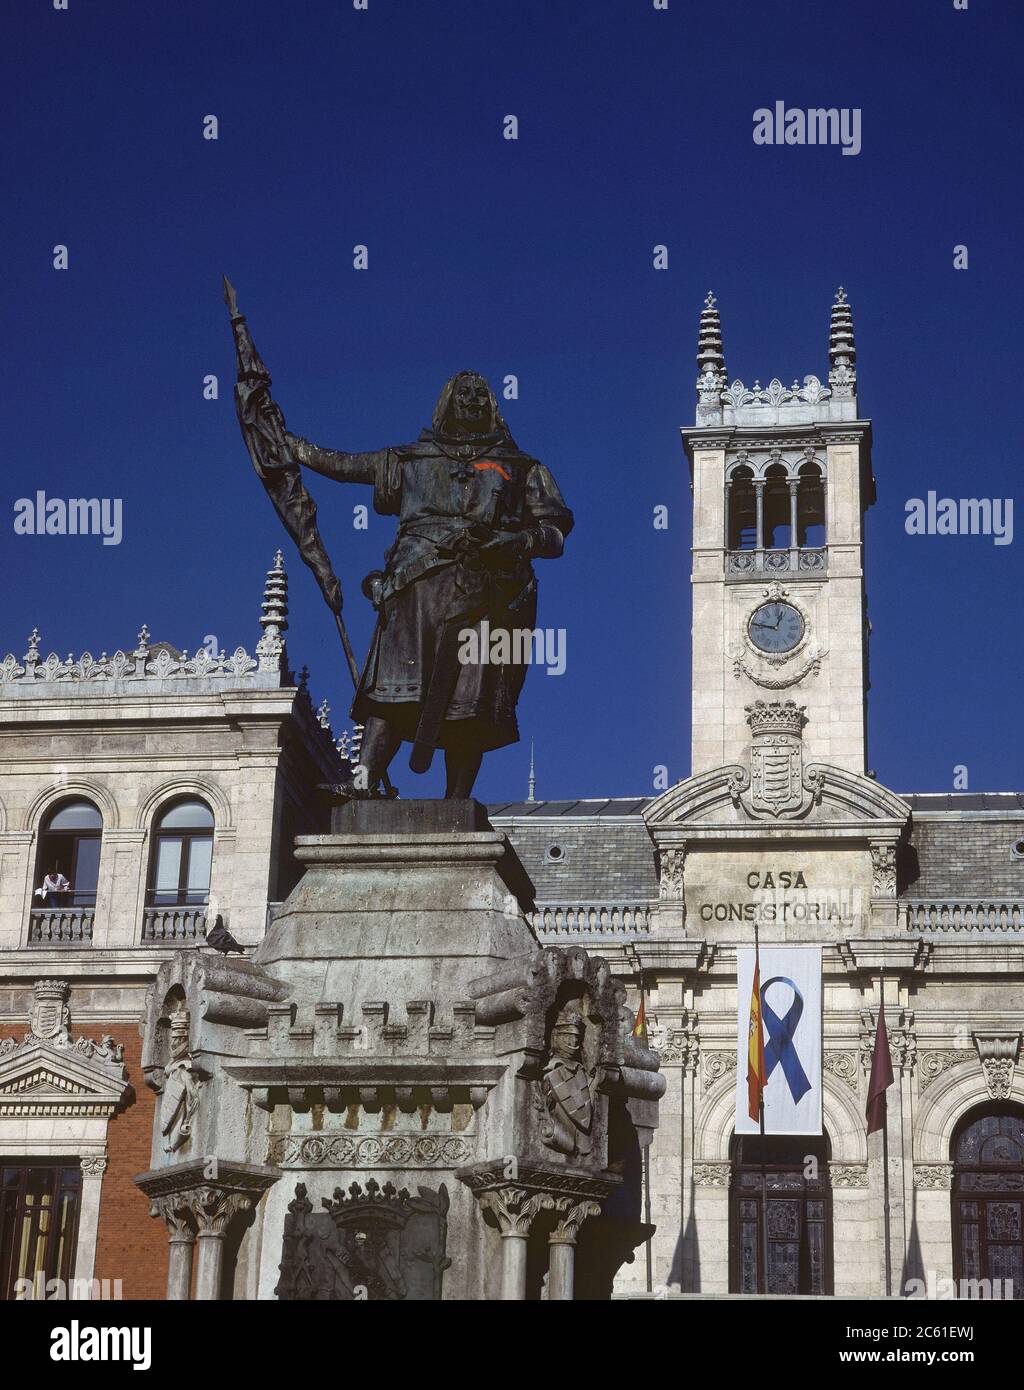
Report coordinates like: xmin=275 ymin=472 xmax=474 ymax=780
xmin=0 ymin=1039 xmax=129 ymax=1111
xmin=644 ymin=762 xmax=910 ymax=833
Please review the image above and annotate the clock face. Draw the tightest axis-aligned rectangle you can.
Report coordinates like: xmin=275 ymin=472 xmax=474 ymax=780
xmin=748 ymin=601 xmax=804 ymax=654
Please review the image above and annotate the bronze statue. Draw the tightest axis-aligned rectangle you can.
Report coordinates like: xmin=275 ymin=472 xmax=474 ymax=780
xmin=225 ymin=280 xmax=573 ymax=799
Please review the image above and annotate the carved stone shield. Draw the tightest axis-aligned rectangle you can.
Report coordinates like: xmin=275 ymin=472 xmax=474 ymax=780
xmin=750 ymin=734 xmax=803 ymax=817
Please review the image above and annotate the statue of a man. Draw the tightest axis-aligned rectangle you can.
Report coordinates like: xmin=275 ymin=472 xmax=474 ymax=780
xmin=257 ymin=370 xmax=573 ymax=799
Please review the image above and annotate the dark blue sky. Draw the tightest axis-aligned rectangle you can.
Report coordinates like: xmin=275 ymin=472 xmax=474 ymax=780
xmin=3 ymin=0 xmax=1021 ymax=800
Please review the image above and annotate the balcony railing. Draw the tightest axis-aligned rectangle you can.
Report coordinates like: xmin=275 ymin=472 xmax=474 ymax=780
xmin=902 ymin=899 xmax=1024 ymax=933
xmin=531 ymin=902 xmax=652 ymax=936
xmin=141 ymin=907 xmax=208 ymax=943
xmin=28 ymin=907 xmax=94 ymax=944
xmin=726 ymin=547 xmax=827 ymax=580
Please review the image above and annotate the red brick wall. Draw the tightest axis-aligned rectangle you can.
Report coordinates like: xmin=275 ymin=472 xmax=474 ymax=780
xmin=0 ymin=1022 xmax=167 ymax=1300
xmin=92 ymin=1026 xmax=167 ymax=1300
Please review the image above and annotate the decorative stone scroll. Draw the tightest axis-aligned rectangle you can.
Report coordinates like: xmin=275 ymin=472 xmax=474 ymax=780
xmin=693 ymin=1163 xmax=731 ymax=1187
xmin=914 ymin=1164 xmax=953 ymax=1191
xmin=829 ymin=1164 xmax=869 ymax=1188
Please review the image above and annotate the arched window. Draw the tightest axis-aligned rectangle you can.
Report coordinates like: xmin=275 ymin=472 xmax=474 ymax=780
xmin=729 ymin=1132 xmax=833 ymax=1294
xmin=762 ymin=463 xmax=791 ymax=549
xmin=34 ymin=799 xmax=102 ymax=908
xmin=146 ymin=799 xmax=214 ymax=907
xmin=726 ymin=466 xmax=756 ymax=550
xmin=952 ymin=1106 xmax=1024 ymax=1297
xmin=797 ymin=462 xmax=826 ymax=548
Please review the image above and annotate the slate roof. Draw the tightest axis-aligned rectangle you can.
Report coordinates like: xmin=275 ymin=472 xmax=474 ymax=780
xmin=488 ymin=794 xmax=1024 ymax=904
xmin=488 ymin=799 xmax=658 ymax=903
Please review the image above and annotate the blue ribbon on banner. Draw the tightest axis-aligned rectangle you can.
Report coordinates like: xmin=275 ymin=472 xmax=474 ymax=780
xmin=761 ymin=975 xmax=811 ymax=1104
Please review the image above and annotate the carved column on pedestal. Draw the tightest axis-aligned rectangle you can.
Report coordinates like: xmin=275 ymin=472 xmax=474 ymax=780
xmin=547 ymin=1197 xmax=601 ymax=1301
xmin=135 ymin=1159 xmax=279 ymax=1303
xmin=478 ymin=1187 xmax=555 ymax=1301
xmin=192 ymin=1187 xmax=254 ymax=1301
xmin=151 ymin=1196 xmax=197 ymax=1301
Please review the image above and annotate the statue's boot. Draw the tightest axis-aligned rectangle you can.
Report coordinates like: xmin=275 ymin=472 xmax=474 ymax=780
xmin=329 ymin=716 xmax=403 ymax=799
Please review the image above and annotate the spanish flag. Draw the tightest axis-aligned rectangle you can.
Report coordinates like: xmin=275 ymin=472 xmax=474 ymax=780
xmin=632 ymin=993 xmax=648 ymax=1044
xmin=746 ymin=952 xmax=767 ymax=1122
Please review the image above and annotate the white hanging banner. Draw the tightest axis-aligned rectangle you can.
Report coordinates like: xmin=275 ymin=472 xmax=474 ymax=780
xmin=735 ymin=945 xmax=822 ymax=1136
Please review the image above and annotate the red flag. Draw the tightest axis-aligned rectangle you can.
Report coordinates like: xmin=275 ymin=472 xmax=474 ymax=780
xmin=866 ymin=997 xmax=894 ymax=1134
xmin=746 ymin=953 xmax=767 ymax=1122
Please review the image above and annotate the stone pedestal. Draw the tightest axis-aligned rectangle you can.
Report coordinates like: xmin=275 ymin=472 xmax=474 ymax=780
xmin=136 ymin=799 xmax=663 ymax=1300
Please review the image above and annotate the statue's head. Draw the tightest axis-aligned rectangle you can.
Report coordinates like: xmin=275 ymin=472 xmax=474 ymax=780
xmin=432 ymin=371 xmax=505 ymax=438
xmin=550 ymin=999 xmax=586 ymax=1064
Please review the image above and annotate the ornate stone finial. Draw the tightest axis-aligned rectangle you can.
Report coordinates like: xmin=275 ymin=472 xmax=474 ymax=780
xmin=24 ymin=628 xmax=41 ymax=674
xmin=317 ymin=698 xmax=331 ymax=730
xmin=135 ymin=624 xmax=151 ymax=662
xmin=696 ymin=290 xmax=727 ymax=408
xmin=745 ymin=699 xmax=808 ymax=738
xmin=527 ymin=737 xmax=536 ymax=802
xmin=257 ymin=551 xmax=289 ymax=672
xmin=829 ymin=285 xmax=856 ymax=399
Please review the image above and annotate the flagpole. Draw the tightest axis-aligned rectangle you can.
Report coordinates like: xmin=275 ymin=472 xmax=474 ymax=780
xmin=639 ymin=966 xmax=653 ymax=1294
xmin=755 ymin=920 xmax=770 ymax=1295
xmin=880 ymin=968 xmax=892 ymax=1297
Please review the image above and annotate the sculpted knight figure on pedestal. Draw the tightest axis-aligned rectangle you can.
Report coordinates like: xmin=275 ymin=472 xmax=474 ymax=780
xmin=225 ymin=282 xmax=573 ymax=799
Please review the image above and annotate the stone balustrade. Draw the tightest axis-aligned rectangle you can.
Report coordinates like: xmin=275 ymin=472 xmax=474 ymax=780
xmin=28 ymin=906 xmax=95 ymax=944
xmin=902 ymin=899 xmax=1024 ymax=932
xmin=531 ymin=902 xmax=651 ymax=936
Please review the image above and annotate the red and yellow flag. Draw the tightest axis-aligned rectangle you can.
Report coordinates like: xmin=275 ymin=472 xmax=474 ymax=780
xmin=632 ymin=994 xmax=647 ymax=1043
xmin=746 ymin=953 xmax=767 ymax=1122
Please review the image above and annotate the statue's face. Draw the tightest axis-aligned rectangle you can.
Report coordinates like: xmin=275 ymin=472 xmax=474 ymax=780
xmin=448 ymin=376 xmax=492 ymax=435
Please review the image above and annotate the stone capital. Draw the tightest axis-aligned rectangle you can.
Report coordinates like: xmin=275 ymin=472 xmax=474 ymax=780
xmin=549 ymin=1197 xmax=602 ymax=1246
xmin=478 ymin=1186 xmax=555 ymax=1238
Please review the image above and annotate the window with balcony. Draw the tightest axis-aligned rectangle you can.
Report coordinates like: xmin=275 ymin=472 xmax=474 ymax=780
xmin=143 ymin=799 xmax=214 ymax=943
xmin=30 ymin=798 xmax=102 ymax=945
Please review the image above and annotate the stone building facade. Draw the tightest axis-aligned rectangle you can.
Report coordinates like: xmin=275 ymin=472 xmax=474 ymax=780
xmin=1 ymin=293 xmax=1022 ymax=1299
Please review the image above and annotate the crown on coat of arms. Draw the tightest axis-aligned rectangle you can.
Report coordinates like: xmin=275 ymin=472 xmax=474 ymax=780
xmin=744 ymin=700 xmax=807 ymax=738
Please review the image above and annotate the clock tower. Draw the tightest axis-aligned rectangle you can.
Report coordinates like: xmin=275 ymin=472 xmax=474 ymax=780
xmin=682 ymin=289 xmax=874 ymax=778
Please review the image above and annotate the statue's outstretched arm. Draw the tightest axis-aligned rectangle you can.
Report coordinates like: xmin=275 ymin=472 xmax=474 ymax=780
xmin=285 ymin=431 xmax=383 ymax=485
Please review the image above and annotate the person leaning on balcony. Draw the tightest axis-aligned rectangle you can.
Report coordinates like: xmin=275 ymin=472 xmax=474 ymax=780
xmin=34 ymin=871 xmax=70 ymax=903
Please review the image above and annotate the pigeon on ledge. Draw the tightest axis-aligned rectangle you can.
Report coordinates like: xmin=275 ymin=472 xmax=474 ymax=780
xmin=206 ymin=916 xmax=245 ymax=955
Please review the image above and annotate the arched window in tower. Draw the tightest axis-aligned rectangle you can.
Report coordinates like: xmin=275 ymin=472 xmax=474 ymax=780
xmin=727 ymin=465 xmax=756 ymax=550
xmin=762 ymin=463 xmax=792 ymax=550
xmin=797 ymin=462 xmax=826 ymax=548
xmin=952 ymin=1106 xmax=1024 ymax=1298
xmin=34 ymin=799 xmax=102 ymax=908
xmin=729 ymin=1131 xmax=833 ymax=1294
xmin=146 ymin=799 xmax=214 ymax=907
